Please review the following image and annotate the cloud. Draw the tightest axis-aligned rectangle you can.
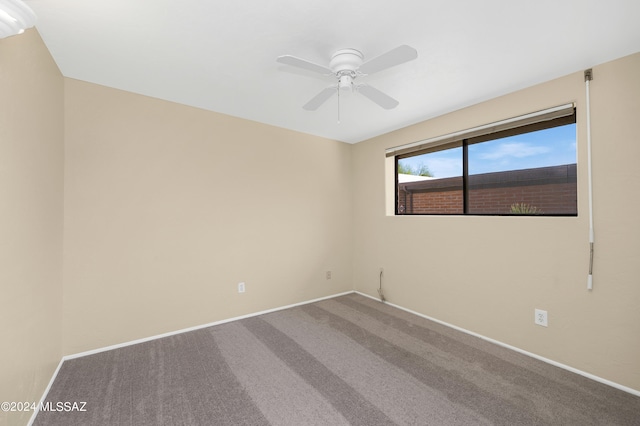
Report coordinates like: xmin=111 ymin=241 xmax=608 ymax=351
xmin=476 ymin=142 xmax=551 ymax=160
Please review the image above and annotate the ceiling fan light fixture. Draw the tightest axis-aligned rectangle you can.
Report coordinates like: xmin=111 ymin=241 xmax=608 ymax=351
xmin=338 ymin=74 xmax=354 ymax=91
xmin=0 ymin=0 xmax=36 ymax=39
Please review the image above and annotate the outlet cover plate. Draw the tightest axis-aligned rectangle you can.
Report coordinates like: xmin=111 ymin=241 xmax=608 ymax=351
xmin=534 ymin=309 xmax=548 ymax=327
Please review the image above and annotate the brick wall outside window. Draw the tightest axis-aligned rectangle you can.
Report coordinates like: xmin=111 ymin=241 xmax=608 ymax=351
xmin=398 ymin=164 xmax=577 ymax=215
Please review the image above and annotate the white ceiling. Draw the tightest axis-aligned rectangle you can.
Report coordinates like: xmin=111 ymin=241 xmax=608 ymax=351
xmin=25 ymin=0 xmax=640 ymax=143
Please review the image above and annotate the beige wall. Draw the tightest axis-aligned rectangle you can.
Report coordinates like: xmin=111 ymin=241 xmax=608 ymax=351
xmin=353 ymin=52 xmax=640 ymax=391
xmin=0 ymin=30 xmax=64 ymax=426
xmin=63 ymin=79 xmax=353 ymax=354
xmin=3 ymin=27 xmax=639 ymax=424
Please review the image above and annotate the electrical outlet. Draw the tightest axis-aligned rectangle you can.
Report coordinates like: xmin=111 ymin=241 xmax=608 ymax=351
xmin=238 ymin=282 xmax=245 ymax=293
xmin=534 ymin=309 xmax=548 ymax=327
xmin=326 ymin=271 xmax=332 ymax=280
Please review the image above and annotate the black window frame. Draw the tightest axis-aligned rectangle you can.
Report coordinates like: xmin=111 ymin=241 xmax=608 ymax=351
xmin=395 ymin=109 xmax=577 ymax=216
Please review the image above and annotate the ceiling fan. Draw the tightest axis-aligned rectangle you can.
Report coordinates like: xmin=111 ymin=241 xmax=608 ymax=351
xmin=277 ymin=45 xmax=418 ymax=111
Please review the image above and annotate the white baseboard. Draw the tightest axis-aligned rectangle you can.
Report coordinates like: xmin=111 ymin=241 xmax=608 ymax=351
xmin=27 ymin=357 xmax=65 ymax=426
xmin=29 ymin=287 xmax=638 ymax=426
xmin=64 ymin=290 xmax=355 ymax=360
xmin=355 ymin=290 xmax=640 ymax=398
xmin=28 ymin=290 xmax=354 ymax=425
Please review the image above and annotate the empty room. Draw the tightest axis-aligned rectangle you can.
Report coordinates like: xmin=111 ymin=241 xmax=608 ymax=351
xmin=1 ymin=0 xmax=639 ymax=425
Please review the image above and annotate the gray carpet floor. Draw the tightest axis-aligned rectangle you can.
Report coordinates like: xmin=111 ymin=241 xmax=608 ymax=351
xmin=34 ymin=293 xmax=640 ymax=425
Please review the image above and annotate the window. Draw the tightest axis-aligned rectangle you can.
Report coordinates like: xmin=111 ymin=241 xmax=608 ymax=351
xmin=390 ymin=105 xmax=577 ymax=216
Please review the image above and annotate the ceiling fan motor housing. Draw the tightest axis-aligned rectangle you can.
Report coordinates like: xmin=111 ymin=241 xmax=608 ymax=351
xmin=331 ymin=49 xmax=363 ymax=91
xmin=330 ymin=48 xmax=363 ymax=73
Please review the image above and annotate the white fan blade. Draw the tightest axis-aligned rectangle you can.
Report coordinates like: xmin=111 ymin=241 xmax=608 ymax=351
xmin=357 ymin=84 xmax=399 ymax=109
xmin=359 ymin=45 xmax=418 ymax=75
xmin=303 ymin=87 xmax=337 ymax=111
xmin=277 ymin=55 xmax=333 ymax=75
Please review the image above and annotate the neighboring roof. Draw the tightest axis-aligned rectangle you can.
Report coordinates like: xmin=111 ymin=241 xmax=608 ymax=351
xmin=398 ymin=174 xmax=434 ymax=184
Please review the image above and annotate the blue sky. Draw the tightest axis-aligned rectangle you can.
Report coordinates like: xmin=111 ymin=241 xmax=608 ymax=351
xmin=398 ymin=124 xmax=576 ymax=178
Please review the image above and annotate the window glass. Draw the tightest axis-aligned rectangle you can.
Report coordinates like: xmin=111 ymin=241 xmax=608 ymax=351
xmin=395 ymin=114 xmax=577 ymax=216
xmin=467 ymin=123 xmax=576 ymax=215
xmin=397 ymin=146 xmax=462 ymax=214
